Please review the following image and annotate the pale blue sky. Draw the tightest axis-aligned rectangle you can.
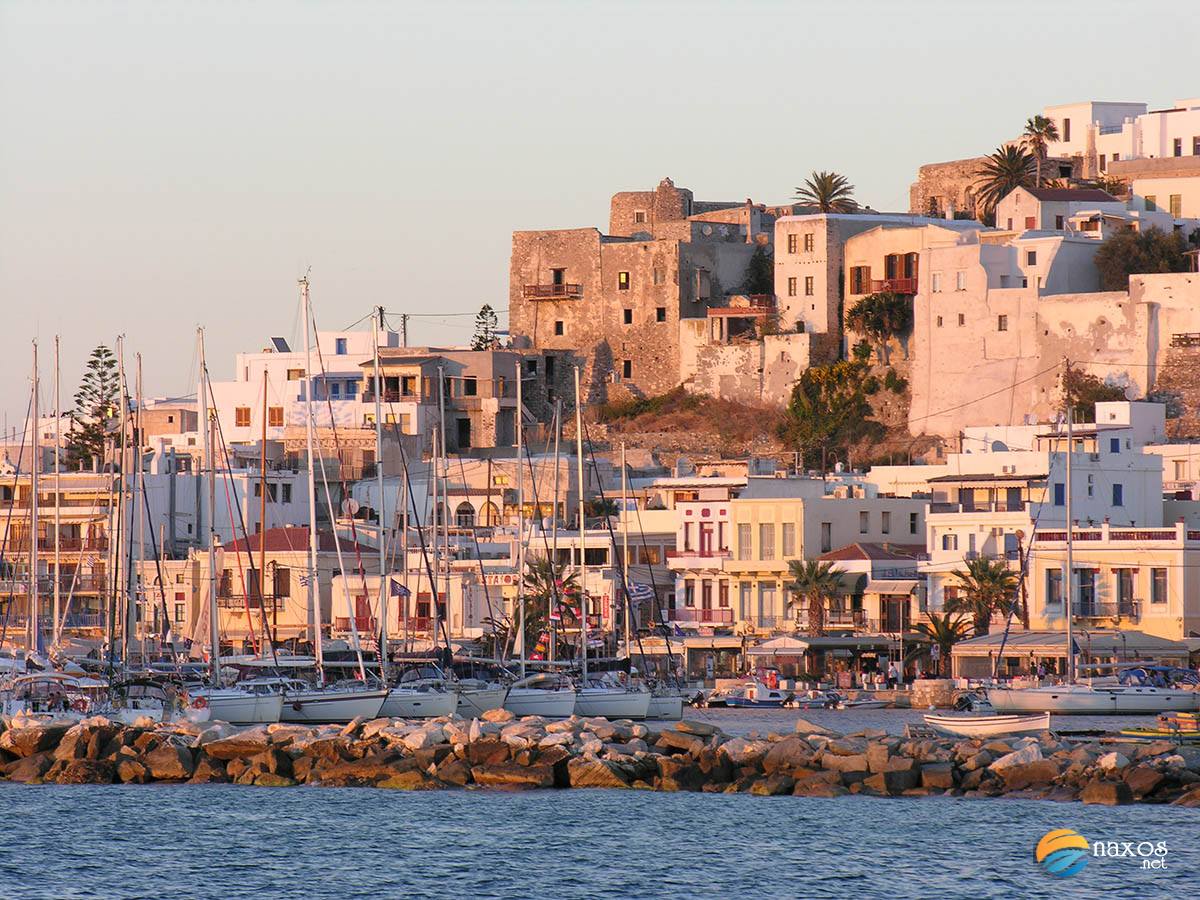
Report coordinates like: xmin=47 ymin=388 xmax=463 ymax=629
xmin=2 ymin=0 xmax=1197 ymax=425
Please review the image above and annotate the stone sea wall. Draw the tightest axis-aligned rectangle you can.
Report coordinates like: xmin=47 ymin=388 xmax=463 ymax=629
xmin=2 ymin=711 xmax=1199 ymax=807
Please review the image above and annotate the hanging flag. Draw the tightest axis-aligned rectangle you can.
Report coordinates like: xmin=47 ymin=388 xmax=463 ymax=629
xmin=298 ymin=570 xmax=314 ymax=587
xmin=625 ymin=582 xmax=655 ymax=602
xmin=390 ymin=578 xmax=411 ymax=599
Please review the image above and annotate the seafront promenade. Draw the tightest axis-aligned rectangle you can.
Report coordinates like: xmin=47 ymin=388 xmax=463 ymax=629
xmin=2 ymin=709 xmax=1199 ymax=806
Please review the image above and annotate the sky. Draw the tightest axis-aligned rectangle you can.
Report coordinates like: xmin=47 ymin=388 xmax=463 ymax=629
xmin=1 ymin=0 xmax=1197 ymax=428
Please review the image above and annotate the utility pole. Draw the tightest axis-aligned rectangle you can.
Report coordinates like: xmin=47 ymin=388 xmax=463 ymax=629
xmin=400 ymin=313 xmax=409 ymax=348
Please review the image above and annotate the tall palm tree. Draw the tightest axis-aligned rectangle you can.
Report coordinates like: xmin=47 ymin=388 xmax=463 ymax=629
xmin=945 ymin=556 xmax=1019 ymax=636
xmin=482 ymin=556 xmax=580 ymax=659
xmin=785 ymin=559 xmax=845 ymax=636
xmin=973 ymin=146 xmax=1036 ymax=221
xmin=1022 ymin=115 xmax=1061 ymax=187
xmin=910 ymin=613 xmax=971 ymax=677
xmin=794 ymin=171 xmax=857 ymax=213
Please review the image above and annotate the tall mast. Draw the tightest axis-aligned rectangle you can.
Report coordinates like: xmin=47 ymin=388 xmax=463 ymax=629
xmin=53 ymin=337 xmax=61 ymax=647
xmin=1064 ymin=361 xmax=1075 ymax=685
xmin=373 ymin=306 xmax=387 ymax=671
xmin=260 ymin=368 xmax=269 ymax=643
xmin=116 ymin=339 xmax=131 ymax=665
xmin=300 ymin=275 xmax=323 ymax=678
xmin=437 ymin=366 xmax=448 ymax=652
xmin=516 ymin=360 xmax=525 ymax=678
xmin=621 ymin=440 xmax=630 ymax=655
xmin=550 ymin=399 xmax=561 ymax=665
xmin=199 ymin=328 xmax=220 ymax=686
xmin=135 ymin=352 xmax=145 ymax=661
xmin=29 ymin=342 xmax=40 ymax=654
xmin=430 ymin=422 xmax=439 ymax=649
xmin=573 ymin=365 xmax=587 ymax=684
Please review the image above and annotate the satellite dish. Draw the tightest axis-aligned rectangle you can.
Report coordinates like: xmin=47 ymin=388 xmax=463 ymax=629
xmin=701 ymin=225 xmax=713 ymax=236
xmin=341 ymin=498 xmax=361 ymax=516
xmin=1124 ymin=384 xmax=1138 ymax=401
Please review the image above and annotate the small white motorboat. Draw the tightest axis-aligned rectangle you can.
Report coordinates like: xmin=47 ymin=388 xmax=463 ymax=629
xmin=924 ymin=711 xmax=1051 ymax=738
xmin=503 ymin=673 xmax=577 ymax=718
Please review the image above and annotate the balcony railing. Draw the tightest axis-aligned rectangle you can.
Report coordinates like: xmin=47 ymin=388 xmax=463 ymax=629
xmin=361 ymin=390 xmax=418 ymax=403
xmin=522 ymin=283 xmax=583 ymax=300
xmin=1077 ymin=600 xmax=1139 ymax=620
xmin=665 ymin=548 xmax=731 ymax=560
xmin=334 ymin=616 xmax=378 ymax=633
xmin=669 ymin=607 xmax=734 ymax=624
xmin=869 ymin=277 xmax=918 ymax=295
xmin=216 ymin=594 xmax=286 ymax=611
xmin=398 ymin=616 xmax=433 ymax=633
xmin=930 ymin=500 xmax=1028 ymax=514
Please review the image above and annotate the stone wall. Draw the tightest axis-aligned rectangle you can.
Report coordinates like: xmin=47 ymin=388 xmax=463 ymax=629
xmin=909 ymin=157 xmax=987 ymax=219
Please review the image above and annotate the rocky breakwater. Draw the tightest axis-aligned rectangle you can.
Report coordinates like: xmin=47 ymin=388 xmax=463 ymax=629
xmin=2 ymin=712 xmax=1200 ymax=806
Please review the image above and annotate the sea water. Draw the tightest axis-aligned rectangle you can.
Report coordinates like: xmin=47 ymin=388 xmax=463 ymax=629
xmin=0 ymin=783 xmax=1193 ymax=899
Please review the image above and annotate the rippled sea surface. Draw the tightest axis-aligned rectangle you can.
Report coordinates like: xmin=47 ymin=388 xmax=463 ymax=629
xmin=0 ymin=783 xmax=1194 ymax=899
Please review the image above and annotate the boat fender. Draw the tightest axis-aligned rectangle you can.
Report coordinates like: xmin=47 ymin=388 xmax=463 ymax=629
xmin=292 ymin=701 xmax=304 ymax=711
xmin=191 ymin=696 xmax=208 ymax=710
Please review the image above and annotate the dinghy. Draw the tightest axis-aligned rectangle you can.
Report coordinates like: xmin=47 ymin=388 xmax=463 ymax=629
xmin=924 ymin=711 xmax=1050 ymax=738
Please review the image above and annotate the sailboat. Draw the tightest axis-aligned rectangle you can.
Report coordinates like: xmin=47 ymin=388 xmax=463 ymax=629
xmin=987 ymin=391 xmax=1198 ymax=716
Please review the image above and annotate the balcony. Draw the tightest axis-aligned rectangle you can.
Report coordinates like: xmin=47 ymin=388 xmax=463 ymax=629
xmin=668 ymin=607 xmax=734 ymax=625
xmin=334 ymin=616 xmax=378 ymax=633
xmin=361 ymin=390 xmax=418 ymax=404
xmin=398 ymin=616 xmax=433 ymax=633
xmin=665 ymin=548 xmax=731 ymax=565
xmin=930 ymin=500 xmax=1028 ymax=514
xmin=522 ymin=283 xmax=583 ymax=300
xmin=1076 ymin=600 xmax=1139 ymax=620
xmin=869 ymin=277 xmax=919 ymax=295
xmin=216 ymin=594 xmax=286 ymax=611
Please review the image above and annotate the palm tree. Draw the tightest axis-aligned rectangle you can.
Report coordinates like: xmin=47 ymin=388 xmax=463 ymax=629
xmin=484 ymin=556 xmax=580 ymax=659
xmin=845 ymin=292 xmax=912 ymax=364
xmin=785 ymin=559 xmax=845 ymax=636
xmin=1022 ymin=115 xmax=1061 ymax=187
xmin=973 ymin=146 xmax=1036 ymax=221
xmin=910 ymin=613 xmax=971 ymax=677
xmin=945 ymin=557 xmax=1019 ymax=636
xmin=794 ymin=171 xmax=857 ymax=213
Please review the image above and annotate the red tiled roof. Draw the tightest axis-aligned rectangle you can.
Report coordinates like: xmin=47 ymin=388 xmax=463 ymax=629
xmin=223 ymin=526 xmax=370 ymax=554
xmin=818 ymin=541 xmax=925 ymax=562
xmin=1026 ymin=188 xmax=1118 ymax=202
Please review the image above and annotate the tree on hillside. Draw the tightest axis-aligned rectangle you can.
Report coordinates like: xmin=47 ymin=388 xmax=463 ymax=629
xmin=742 ymin=243 xmax=774 ymax=296
xmin=946 ymin=557 xmax=1019 ymax=636
xmin=973 ymin=146 xmax=1036 ymax=222
xmin=845 ymin=292 xmax=912 ymax=364
xmin=786 ymin=559 xmax=845 ymax=637
xmin=1060 ymin=367 xmax=1127 ymax=423
xmin=777 ymin=356 xmax=884 ymax=469
xmin=1093 ymin=226 xmax=1192 ymax=291
xmin=68 ymin=345 xmax=119 ymax=468
xmin=471 ymin=304 xmax=499 ymax=350
xmin=1022 ymin=115 xmax=1061 ymax=187
xmin=794 ymin=171 xmax=857 ymax=213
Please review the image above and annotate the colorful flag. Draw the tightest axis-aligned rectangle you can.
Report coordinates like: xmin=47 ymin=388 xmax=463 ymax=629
xmin=390 ymin=578 xmax=411 ymax=599
xmin=625 ymin=582 xmax=655 ymax=602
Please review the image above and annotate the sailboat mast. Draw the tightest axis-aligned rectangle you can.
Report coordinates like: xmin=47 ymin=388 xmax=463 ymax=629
xmin=573 ymin=366 xmax=587 ymax=684
xmin=373 ymin=307 xmax=387 ymax=671
xmin=516 ymin=361 xmax=525 ymax=678
xmin=550 ymin=399 xmax=561 ymax=665
xmin=135 ymin=353 xmax=145 ymax=661
xmin=53 ymin=337 xmax=61 ymax=647
xmin=116 ymin=340 xmax=131 ymax=666
xmin=260 ymin=369 xmax=269 ymax=640
xmin=1064 ymin=364 xmax=1075 ymax=685
xmin=29 ymin=342 xmax=40 ymax=654
xmin=438 ymin=367 xmax=449 ymax=652
xmin=621 ymin=441 xmax=630 ymax=655
xmin=199 ymin=328 xmax=220 ymax=687
xmin=300 ymin=276 xmax=323 ymax=679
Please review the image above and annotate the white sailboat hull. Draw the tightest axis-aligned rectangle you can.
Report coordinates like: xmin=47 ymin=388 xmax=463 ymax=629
xmin=988 ymin=684 xmax=1199 ymax=714
xmin=574 ymin=688 xmax=652 ymax=720
xmin=280 ymin=688 xmax=388 ymax=724
xmin=504 ymin=687 xmax=577 ymax=719
xmin=924 ymin=712 xmax=1051 ymax=738
xmin=378 ymin=689 xmax=458 ymax=719
xmin=646 ymin=694 xmax=684 ymax=721
xmin=201 ymin=690 xmax=284 ymax=725
xmin=456 ymin=686 xmax=508 ymax=718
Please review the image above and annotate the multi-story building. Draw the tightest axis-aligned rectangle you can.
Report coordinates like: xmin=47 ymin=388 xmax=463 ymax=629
xmin=1044 ymin=98 xmax=1200 ymax=177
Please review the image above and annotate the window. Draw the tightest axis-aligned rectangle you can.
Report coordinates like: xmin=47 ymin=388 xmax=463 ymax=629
xmin=787 ymin=233 xmax=798 ymax=254
xmin=554 ymin=320 xmax=564 ymax=336
xmin=787 ymin=277 xmax=797 ymax=297
xmin=931 ymin=273 xmax=941 ymax=293
xmin=941 ymin=533 xmax=958 ymax=551
xmin=174 ymin=601 xmax=186 ymax=625
xmin=1109 ymin=437 xmax=1120 ymax=454
xmin=1055 ymin=215 xmax=1064 ymax=230
xmin=330 ymin=383 xmax=340 ymax=398
xmin=1170 ymin=195 xmax=1182 ymax=218
xmin=1023 ymin=216 xmax=1035 ymax=231
xmin=281 ymin=483 xmax=292 ymax=503
xmin=1062 ymin=118 xmax=1070 ymax=142
xmin=695 ymin=268 xmax=711 ymax=301
xmin=1112 ymin=483 xmax=1123 ymax=506
xmin=1046 ymin=569 xmax=1063 ymax=606
xmin=1053 ymin=483 xmax=1065 ymax=506
xmin=1112 ymin=153 xmax=1119 ymax=162
xmin=719 ymin=582 xmax=729 ymax=608
xmin=781 ymin=523 xmax=795 ymax=557
xmin=1099 ymin=154 xmax=1106 ymax=172
xmin=804 ymin=276 xmax=814 ymax=296
xmin=820 ymin=522 xmax=832 ymax=553
xmin=1151 ymin=568 xmax=1167 ymax=604
xmin=551 ymin=267 xmax=566 ymax=286
xmin=909 ymin=512 xmax=918 ymax=534
xmin=268 ymin=407 xmax=283 ymax=427
xmin=737 ymin=523 xmax=752 ymax=560
xmin=1006 ymin=218 xmax=1013 ymax=231
xmin=955 ymin=271 xmax=966 ymax=291
xmin=622 ymin=308 xmax=633 ymax=325
xmin=759 ymin=523 xmax=775 ymax=560
xmin=618 ymin=271 xmax=630 ymax=291
xmin=167 ymin=415 xmax=174 ymax=424
xmin=850 ymin=266 xmax=871 ymax=294
xmin=335 ymin=338 xmax=348 ymax=355
xmin=622 ymin=359 xmax=632 ymax=379
xmin=235 ymin=407 xmax=251 ymax=427
xmin=859 ymin=511 xmax=869 ymax=534
xmin=1174 ymin=138 xmax=1183 ymax=157
xmin=1116 ymin=568 xmax=1134 ymax=614
xmin=957 ymin=313 xmax=965 ymax=326
xmin=803 ymin=233 xmax=814 ymax=252
xmin=881 ymin=511 xmax=890 ymax=534
xmin=684 ymin=582 xmax=695 ymax=608
xmin=656 ymin=307 xmax=666 ymax=322
xmin=1145 ymin=195 xmax=1157 ymax=212
xmin=1026 ymin=250 xmax=1037 ymax=266
xmin=174 ymin=573 xmax=184 ymax=584
xmin=463 ymin=376 xmax=477 ymax=397
xmin=997 ymin=315 xmax=1008 ymax=332
xmin=1078 ymin=568 xmax=1098 ymax=616
xmin=1194 ymin=136 xmax=1200 ymax=156
xmin=345 ymin=380 xmax=357 ymax=397
xmin=287 ymin=368 xmax=304 ymax=381
xmin=634 ymin=210 xmax=646 ymax=224
xmin=936 ymin=316 xmax=943 ymax=328
xmin=653 ymin=267 xmax=666 ymax=285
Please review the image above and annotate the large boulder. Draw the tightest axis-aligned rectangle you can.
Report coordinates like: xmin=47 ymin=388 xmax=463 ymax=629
xmin=862 ymin=768 xmax=919 ymax=795
xmin=378 ymin=770 xmax=437 ymax=790
xmin=315 ymin=755 xmax=415 ymax=787
xmin=656 ymin=755 xmax=705 ymax=792
xmin=142 ymin=744 xmax=196 ymax=781
xmin=435 ymin=757 xmax=473 ymax=786
xmin=657 ymin=731 xmax=704 ymax=756
xmin=116 ymin=759 xmax=149 ymax=784
xmin=189 ymin=757 xmax=229 ymax=784
xmin=466 ymin=740 xmax=511 ymax=766
xmin=54 ymin=759 xmax=115 ymax=785
xmin=481 ymin=708 xmax=515 ymax=724
xmin=471 ymin=762 xmax=555 ymax=789
xmin=762 ymin=738 xmax=814 ymax=775
xmin=998 ymin=759 xmax=1060 ymax=791
xmin=921 ymin=762 xmax=956 ymax=790
xmin=676 ymin=720 xmax=719 ymax=737
xmin=1124 ymin=766 xmax=1165 ymax=799
xmin=820 ymin=753 xmax=869 ymax=774
xmin=793 ymin=718 xmax=835 ymax=736
xmin=1171 ymin=786 xmax=1200 ymax=807
xmin=568 ymin=757 xmax=630 ymax=789
xmin=202 ymin=730 xmax=271 ymax=761
xmin=2 ymin=753 xmax=53 ymax=783
xmin=719 ymin=738 xmax=771 ymax=768
xmin=1081 ymin=778 xmax=1133 ymax=806
xmin=989 ymin=744 xmax=1042 ymax=771
xmin=1097 ymin=751 xmax=1130 ymax=772
xmin=749 ymin=774 xmax=795 ymax=796
xmin=0 ymin=724 xmax=71 ymax=758
xmin=793 ymin=778 xmax=849 ymax=798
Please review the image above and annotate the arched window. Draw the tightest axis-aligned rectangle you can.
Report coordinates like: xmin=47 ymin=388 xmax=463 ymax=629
xmin=481 ymin=502 xmax=500 ymax=526
xmin=455 ymin=502 xmax=476 ymax=529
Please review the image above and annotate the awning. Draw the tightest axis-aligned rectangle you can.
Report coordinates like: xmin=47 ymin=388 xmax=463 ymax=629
xmin=748 ymin=634 xmax=897 ymax=654
xmin=951 ymin=630 xmax=1189 ymax=658
xmin=864 ymin=579 xmax=917 ymax=595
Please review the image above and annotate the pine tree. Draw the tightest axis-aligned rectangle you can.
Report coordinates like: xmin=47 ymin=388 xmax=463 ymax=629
xmin=69 ymin=345 xmax=119 ymax=467
xmin=471 ymin=304 xmax=499 ymax=350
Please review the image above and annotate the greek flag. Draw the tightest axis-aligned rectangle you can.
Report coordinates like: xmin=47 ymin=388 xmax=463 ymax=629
xmin=625 ymin=582 xmax=655 ymax=602
xmin=298 ymin=570 xmax=314 ymax=587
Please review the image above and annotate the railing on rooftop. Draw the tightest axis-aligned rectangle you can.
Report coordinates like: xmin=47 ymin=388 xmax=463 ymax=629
xmin=869 ymin=277 xmax=919 ymax=295
xmin=1170 ymin=333 xmax=1200 ymax=348
xmin=522 ymin=283 xmax=583 ymax=300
